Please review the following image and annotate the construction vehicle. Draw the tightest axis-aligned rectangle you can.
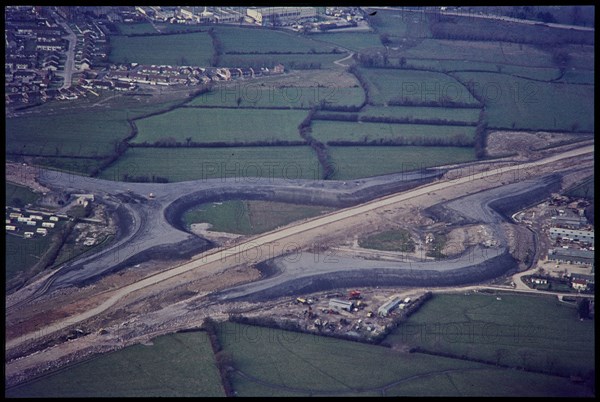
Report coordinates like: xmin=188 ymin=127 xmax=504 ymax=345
xmin=348 ymin=290 xmax=361 ymax=300
xmin=296 ymin=297 xmax=307 ymax=304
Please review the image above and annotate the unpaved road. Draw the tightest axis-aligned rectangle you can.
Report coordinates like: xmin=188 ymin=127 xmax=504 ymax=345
xmin=5 ymin=144 xmax=593 ymax=351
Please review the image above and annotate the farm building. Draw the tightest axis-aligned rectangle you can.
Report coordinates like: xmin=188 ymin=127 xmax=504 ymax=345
xmin=571 ymin=273 xmax=594 ymax=285
xmin=551 ymin=212 xmax=587 ymax=229
xmin=247 ymin=7 xmax=316 ymax=25
xmin=378 ymin=297 xmax=402 ymax=317
xmin=571 ymin=279 xmax=588 ymax=291
xmin=329 ymin=299 xmax=354 ymax=312
xmin=549 ymin=228 xmax=594 ymax=245
xmin=548 ymin=248 xmax=594 ymax=266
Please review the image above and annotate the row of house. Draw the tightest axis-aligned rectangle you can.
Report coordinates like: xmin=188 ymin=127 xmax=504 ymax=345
xmin=72 ymin=20 xmax=109 ymax=71
xmin=100 ymin=62 xmax=285 ymax=89
xmin=5 ymin=6 xmax=67 ymax=106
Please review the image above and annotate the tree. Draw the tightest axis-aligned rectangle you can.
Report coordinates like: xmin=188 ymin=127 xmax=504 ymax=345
xmin=380 ymin=33 xmax=391 ymax=46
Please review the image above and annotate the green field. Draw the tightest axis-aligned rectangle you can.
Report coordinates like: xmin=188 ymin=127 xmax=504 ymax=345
xmin=6 ymin=99 xmax=184 ymax=159
xmin=452 ymin=72 xmax=594 ymax=131
xmin=6 ymin=182 xmax=40 ymax=207
xmin=311 ymin=121 xmax=476 ymax=144
xmin=26 ymin=157 xmax=105 ymax=176
xmin=132 ymin=108 xmax=309 ymax=144
xmin=109 ymin=32 xmax=214 ymax=66
xmin=114 ymin=22 xmax=158 ymax=35
xmin=385 ymin=293 xmax=595 ymax=378
xmin=188 ymin=85 xmax=365 ymax=108
xmin=358 ymin=105 xmax=481 ymax=123
xmin=5 ymin=332 xmax=224 ymax=397
xmin=359 ymin=229 xmax=416 ymax=252
xmin=213 ymin=25 xmax=336 ymax=54
xmin=558 ymin=69 xmax=595 ymax=85
xmin=401 ymin=39 xmax=555 ymax=68
xmin=359 ymin=68 xmax=481 ymax=106
xmin=328 ymin=146 xmax=477 ymax=180
xmin=310 ymin=32 xmax=383 ymax=51
xmin=219 ymin=53 xmax=344 ymax=70
xmin=100 ymin=146 xmax=322 ymax=182
xmin=218 ymin=321 xmax=591 ymax=396
xmin=5 ymin=232 xmax=54 ymax=285
xmin=183 ymin=200 xmax=334 ymax=235
xmin=6 ymin=110 xmax=131 ymax=157
xmin=365 ymin=8 xmax=431 ymax=39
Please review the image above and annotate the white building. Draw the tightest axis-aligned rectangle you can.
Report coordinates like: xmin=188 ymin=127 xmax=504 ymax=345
xmin=247 ymin=7 xmax=316 ymax=25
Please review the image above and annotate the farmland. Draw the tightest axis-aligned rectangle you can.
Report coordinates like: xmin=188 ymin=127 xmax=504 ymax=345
xmin=6 ymin=182 xmax=40 ymax=207
xmin=5 ymin=332 xmax=224 ymax=397
xmin=188 ymin=85 xmax=365 ymax=108
xmin=183 ymin=200 xmax=334 ymax=235
xmin=311 ymin=121 xmax=476 ymax=144
xmin=357 ymin=105 xmax=481 ymax=123
xmin=359 ymin=228 xmax=416 ymax=252
xmin=113 ymin=22 xmax=158 ymax=35
xmin=327 ymin=146 xmax=477 ymax=180
xmin=109 ymin=32 xmax=214 ymax=66
xmin=6 ymin=110 xmax=131 ymax=157
xmin=309 ymin=32 xmax=383 ymax=51
xmin=99 ymin=147 xmax=322 ymax=182
xmin=400 ymin=39 xmax=555 ymax=68
xmin=213 ymin=25 xmax=336 ymax=54
xmin=216 ymin=321 xmax=591 ymax=396
xmin=452 ymin=72 xmax=594 ymax=132
xmin=358 ymin=68 xmax=481 ymax=106
xmin=132 ymin=108 xmax=309 ymax=144
xmin=5 ymin=233 xmax=54 ymax=285
xmin=384 ymin=293 xmax=595 ymax=379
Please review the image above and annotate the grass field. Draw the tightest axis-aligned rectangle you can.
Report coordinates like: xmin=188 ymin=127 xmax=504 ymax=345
xmin=6 ymin=110 xmax=132 ymax=157
xmin=359 ymin=229 xmax=416 ymax=252
xmin=5 ymin=233 xmax=54 ymax=285
xmin=328 ymin=146 xmax=477 ymax=180
xmin=183 ymin=200 xmax=334 ymax=235
xmin=401 ymin=39 xmax=555 ymax=68
xmin=26 ymin=157 xmax=105 ymax=176
xmin=311 ymin=121 xmax=476 ymax=144
xmin=114 ymin=22 xmax=158 ymax=35
xmin=365 ymin=8 xmax=431 ymax=39
xmin=384 ymin=293 xmax=595 ymax=378
xmin=213 ymin=25 xmax=336 ymax=54
xmin=132 ymin=108 xmax=309 ymax=144
xmin=452 ymin=72 xmax=594 ymax=131
xmin=359 ymin=68 xmax=481 ymax=106
xmin=217 ymin=321 xmax=591 ymax=396
xmin=309 ymin=32 xmax=383 ymax=52
xmin=6 ymin=98 xmax=185 ymax=159
xmin=219 ymin=53 xmax=344 ymax=70
xmin=188 ymin=85 xmax=365 ymax=108
xmin=100 ymin=146 xmax=322 ymax=182
xmin=5 ymin=332 xmax=224 ymax=397
xmin=358 ymin=105 xmax=481 ymax=123
xmin=558 ymin=69 xmax=594 ymax=85
xmin=6 ymin=182 xmax=40 ymax=207
xmin=109 ymin=32 xmax=214 ymax=66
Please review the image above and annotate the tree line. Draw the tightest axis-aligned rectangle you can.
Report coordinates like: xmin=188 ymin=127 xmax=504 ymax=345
xmin=328 ymin=133 xmax=474 ymax=147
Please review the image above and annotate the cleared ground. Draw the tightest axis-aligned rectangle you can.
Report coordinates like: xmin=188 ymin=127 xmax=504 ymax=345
xmin=5 ymin=331 xmax=224 ymax=397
